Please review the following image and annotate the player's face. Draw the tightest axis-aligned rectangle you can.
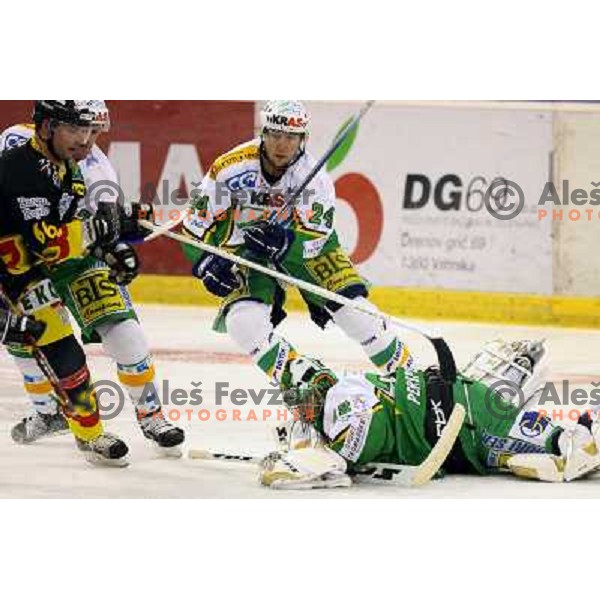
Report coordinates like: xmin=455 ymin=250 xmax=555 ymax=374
xmin=50 ymin=123 xmax=100 ymax=161
xmin=70 ymin=128 xmax=101 ymax=161
xmin=263 ymin=130 xmax=303 ymax=169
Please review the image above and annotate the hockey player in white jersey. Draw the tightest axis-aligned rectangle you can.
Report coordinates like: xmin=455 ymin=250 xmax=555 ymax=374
xmin=183 ymin=100 xmax=413 ymax=385
xmin=0 ymin=101 xmax=184 ymax=455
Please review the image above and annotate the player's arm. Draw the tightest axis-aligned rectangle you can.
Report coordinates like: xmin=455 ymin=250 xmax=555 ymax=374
xmin=294 ymin=170 xmax=337 ymax=256
xmin=242 ymin=171 xmax=337 ymax=264
xmin=182 ymin=171 xmax=233 ymax=250
xmin=183 ymin=171 xmax=239 ymax=297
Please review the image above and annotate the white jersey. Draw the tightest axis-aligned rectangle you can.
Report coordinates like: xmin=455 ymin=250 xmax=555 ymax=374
xmin=0 ymin=123 xmax=119 ymax=205
xmin=322 ymin=374 xmax=381 ymax=463
xmin=183 ymin=138 xmax=337 ymax=259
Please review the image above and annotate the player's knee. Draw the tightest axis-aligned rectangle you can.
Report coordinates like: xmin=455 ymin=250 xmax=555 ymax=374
xmin=226 ymin=301 xmax=273 ymax=354
xmin=96 ymin=318 xmax=150 ymax=364
xmin=331 ymin=297 xmax=381 ymax=342
xmin=325 ymin=283 xmax=368 ymax=313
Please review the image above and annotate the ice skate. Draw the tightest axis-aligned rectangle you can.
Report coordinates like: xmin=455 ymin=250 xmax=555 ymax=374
xmin=137 ymin=408 xmax=185 ymax=457
xmin=76 ymin=432 xmax=130 ymax=467
xmin=11 ymin=410 xmax=69 ymax=444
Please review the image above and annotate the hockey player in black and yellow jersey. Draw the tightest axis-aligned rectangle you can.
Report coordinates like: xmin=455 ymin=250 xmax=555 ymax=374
xmin=0 ymin=101 xmax=183 ymax=465
xmin=0 ymin=102 xmax=129 ymax=464
xmin=0 ymin=102 xmax=184 ymax=458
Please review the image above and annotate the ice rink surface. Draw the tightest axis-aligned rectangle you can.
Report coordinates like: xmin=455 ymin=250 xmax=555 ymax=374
xmin=1 ymin=304 xmax=600 ymax=499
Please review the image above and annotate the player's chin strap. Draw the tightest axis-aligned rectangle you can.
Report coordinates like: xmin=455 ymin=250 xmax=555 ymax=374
xmin=138 ymin=219 xmax=458 ymax=380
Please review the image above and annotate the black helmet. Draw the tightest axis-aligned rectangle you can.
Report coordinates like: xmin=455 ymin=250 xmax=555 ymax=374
xmin=32 ymin=100 xmax=110 ymax=131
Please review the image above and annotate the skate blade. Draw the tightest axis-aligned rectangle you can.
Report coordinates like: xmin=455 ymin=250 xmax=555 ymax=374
xmin=153 ymin=444 xmax=183 ymax=459
xmin=11 ymin=428 xmax=71 ymax=445
xmin=81 ymin=452 xmax=130 ymax=468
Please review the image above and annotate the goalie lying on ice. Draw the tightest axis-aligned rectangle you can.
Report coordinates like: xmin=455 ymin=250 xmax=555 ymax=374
xmin=260 ymin=339 xmax=600 ymax=488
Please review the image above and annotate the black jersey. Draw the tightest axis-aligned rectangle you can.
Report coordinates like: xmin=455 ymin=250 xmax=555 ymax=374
xmin=0 ymin=137 xmax=87 ymax=299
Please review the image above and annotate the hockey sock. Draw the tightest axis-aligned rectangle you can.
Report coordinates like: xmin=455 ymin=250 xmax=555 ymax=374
xmin=332 ymin=300 xmax=413 ymax=373
xmin=96 ymin=319 xmax=162 ymax=415
xmin=9 ymin=350 xmax=59 ymax=415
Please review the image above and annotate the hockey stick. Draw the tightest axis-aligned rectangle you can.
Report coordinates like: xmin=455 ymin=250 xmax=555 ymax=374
xmin=188 ymin=403 xmax=466 ymax=487
xmin=143 ymin=211 xmax=188 ymax=242
xmin=275 ymin=100 xmax=375 ymax=220
xmin=0 ymin=284 xmax=79 ymax=418
xmin=138 ymin=219 xmax=457 ymax=381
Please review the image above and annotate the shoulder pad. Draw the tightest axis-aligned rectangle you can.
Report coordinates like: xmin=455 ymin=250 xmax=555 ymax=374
xmin=209 ymin=141 xmax=260 ymax=180
xmin=0 ymin=123 xmax=35 ymax=155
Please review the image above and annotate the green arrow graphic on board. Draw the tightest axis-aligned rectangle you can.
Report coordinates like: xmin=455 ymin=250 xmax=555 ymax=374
xmin=326 ymin=117 xmax=360 ymax=173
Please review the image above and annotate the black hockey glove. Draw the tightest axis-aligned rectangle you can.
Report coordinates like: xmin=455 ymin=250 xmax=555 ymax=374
xmin=242 ymin=221 xmax=294 ymax=262
xmin=85 ymin=200 xmax=121 ymax=249
xmin=192 ymin=254 xmax=241 ymax=298
xmin=0 ymin=310 xmax=47 ymax=345
xmin=119 ymin=201 xmax=155 ymax=244
xmin=85 ymin=201 xmax=154 ymax=249
xmin=93 ymin=242 xmax=140 ymax=286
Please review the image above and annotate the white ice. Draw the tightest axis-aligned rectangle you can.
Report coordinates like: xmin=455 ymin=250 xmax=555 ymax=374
xmin=1 ymin=304 xmax=599 ymax=498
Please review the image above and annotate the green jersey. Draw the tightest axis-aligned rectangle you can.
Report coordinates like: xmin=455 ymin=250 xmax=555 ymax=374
xmin=320 ymin=365 xmax=563 ymax=474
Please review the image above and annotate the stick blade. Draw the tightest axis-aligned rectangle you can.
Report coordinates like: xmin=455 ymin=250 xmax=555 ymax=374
xmin=188 ymin=448 xmax=211 ymax=460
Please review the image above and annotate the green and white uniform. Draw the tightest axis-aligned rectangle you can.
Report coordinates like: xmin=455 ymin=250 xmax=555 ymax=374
xmin=183 ymin=137 xmax=412 ymax=382
xmin=294 ymin=364 xmax=563 ymax=474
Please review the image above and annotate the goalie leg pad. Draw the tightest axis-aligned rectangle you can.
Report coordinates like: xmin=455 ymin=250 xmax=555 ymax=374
xmin=558 ymin=424 xmax=600 ymax=482
xmin=259 ymin=447 xmax=352 ymax=490
xmin=507 ymin=454 xmax=565 ymax=482
xmin=507 ymin=422 xmax=600 ymax=483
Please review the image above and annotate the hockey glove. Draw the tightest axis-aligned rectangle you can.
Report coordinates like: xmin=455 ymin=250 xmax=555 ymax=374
xmin=0 ymin=310 xmax=47 ymax=345
xmin=84 ymin=199 xmax=121 ymax=249
xmin=193 ymin=254 xmax=241 ymax=298
xmin=119 ymin=201 xmax=155 ymax=244
xmin=93 ymin=242 xmax=140 ymax=286
xmin=242 ymin=221 xmax=294 ymax=262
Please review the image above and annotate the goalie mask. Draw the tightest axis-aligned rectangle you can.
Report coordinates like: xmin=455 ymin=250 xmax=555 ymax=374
xmin=282 ymin=356 xmax=338 ymax=425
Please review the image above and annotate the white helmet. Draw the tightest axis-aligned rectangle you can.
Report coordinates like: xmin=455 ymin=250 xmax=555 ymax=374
xmin=260 ymin=100 xmax=309 ymax=136
xmin=33 ymin=100 xmax=110 ymax=132
xmin=83 ymin=100 xmax=111 ymax=132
